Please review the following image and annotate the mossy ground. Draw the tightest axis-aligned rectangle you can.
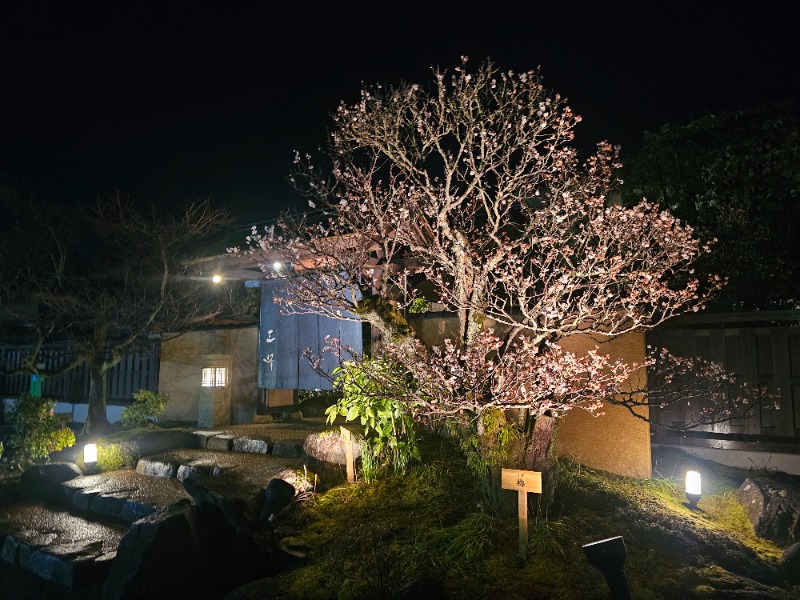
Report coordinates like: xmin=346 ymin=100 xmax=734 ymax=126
xmin=266 ymin=441 xmax=797 ymax=599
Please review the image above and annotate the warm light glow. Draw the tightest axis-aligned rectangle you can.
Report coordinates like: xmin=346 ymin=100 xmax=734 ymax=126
xmin=84 ymin=443 xmax=98 ymax=463
xmin=273 ymin=261 xmax=282 ymax=271
xmin=685 ymin=470 xmax=701 ymax=495
xmin=211 ymin=274 xmax=223 ymax=284
xmin=202 ymin=366 xmax=228 ymax=387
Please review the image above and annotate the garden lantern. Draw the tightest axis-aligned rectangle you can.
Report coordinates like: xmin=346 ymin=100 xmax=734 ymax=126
xmin=685 ymin=470 xmax=702 ymax=509
xmin=84 ymin=443 xmax=98 ymax=464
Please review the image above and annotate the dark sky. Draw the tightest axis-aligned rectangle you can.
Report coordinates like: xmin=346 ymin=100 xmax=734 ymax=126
xmin=1 ymin=1 xmax=798 ymax=224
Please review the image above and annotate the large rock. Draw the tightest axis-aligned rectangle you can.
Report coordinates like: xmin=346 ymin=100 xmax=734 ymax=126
xmin=136 ymin=457 xmax=179 ymax=478
xmin=780 ymin=542 xmax=800 ymax=584
xmin=736 ymin=477 xmax=800 ymax=547
xmin=0 ymin=503 xmax=125 ymax=588
xmin=271 ymin=440 xmax=304 ymax=459
xmin=102 ymin=500 xmax=300 ymax=600
xmin=232 ymin=436 xmax=271 ymax=455
xmin=102 ymin=500 xmax=234 ymax=600
xmin=19 ymin=462 xmax=82 ymax=502
xmin=303 ymin=430 xmax=361 ymax=465
xmin=181 ymin=476 xmax=254 ymax=532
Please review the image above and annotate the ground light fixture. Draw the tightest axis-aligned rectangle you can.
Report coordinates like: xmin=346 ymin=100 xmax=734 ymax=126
xmin=686 ymin=470 xmax=702 ymax=509
xmin=84 ymin=443 xmax=98 ymax=463
xmin=83 ymin=443 xmax=98 ymax=474
xmin=582 ymin=536 xmax=631 ymax=600
xmin=211 ymin=274 xmax=223 ymax=284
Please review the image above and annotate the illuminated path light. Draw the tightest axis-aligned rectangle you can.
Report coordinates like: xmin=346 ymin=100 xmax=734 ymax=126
xmin=686 ymin=470 xmax=702 ymax=509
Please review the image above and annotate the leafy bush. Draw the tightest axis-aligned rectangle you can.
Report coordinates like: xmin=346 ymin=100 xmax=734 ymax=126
xmin=96 ymin=443 xmax=136 ymax=471
xmin=121 ymin=389 xmax=169 ymax=429
xmin=327 ymin=359 xmax=420 ymax=481
xmin=7 ymin=393 xmax=76 ymax=465
xmin=406 ymin=297 xmax=430 ymax=314
xmin=298 ymin=389 xmax=341 ymax=417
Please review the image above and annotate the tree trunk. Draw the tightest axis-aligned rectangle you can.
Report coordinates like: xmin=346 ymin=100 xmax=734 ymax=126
xmin=84 ymin=359 xmax=110 ymax=436
xmin=519 ymin=413 xmax=559 ymax=518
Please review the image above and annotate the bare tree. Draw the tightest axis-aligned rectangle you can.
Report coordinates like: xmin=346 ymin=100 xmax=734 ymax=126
xmin=1 ymin=193 xmax=240 ymax=435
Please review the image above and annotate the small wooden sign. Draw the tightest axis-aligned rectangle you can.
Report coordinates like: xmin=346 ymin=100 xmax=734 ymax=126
xmin=501 ymin=468 xmax=542 ymax=562
xmin=340 ymin=426 xmax=355 ymax=483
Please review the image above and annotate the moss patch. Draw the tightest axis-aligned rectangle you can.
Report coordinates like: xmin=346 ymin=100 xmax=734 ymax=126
xmin=261 ymin=440 xmax=795 ymax=599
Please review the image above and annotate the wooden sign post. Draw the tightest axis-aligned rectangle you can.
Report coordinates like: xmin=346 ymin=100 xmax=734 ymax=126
xmin=340 ymin=426 xmax=355 ymax=483
xmin=501 ymin=468 xmax=542 ymax=562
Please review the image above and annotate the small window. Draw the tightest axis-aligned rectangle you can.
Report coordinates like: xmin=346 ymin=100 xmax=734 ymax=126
xmin=202 ymin=367 xmax=228 ymax=387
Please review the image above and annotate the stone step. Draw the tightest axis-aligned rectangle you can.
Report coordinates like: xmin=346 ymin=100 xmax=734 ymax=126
xmin=135 ymin=448 xmax=306 ymax=499
xmin=0 ymin=422 xmax=346 ymax=590
xmin=0 ymin=502 xmax=126 ymax=588
xmin=61 ymin=470 xmax=191 ymax=523
xmin=191 ymin=422 xmax=332 ymax=458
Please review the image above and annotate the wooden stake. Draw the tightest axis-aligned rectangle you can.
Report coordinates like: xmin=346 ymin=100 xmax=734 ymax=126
xmin=340 ymin=426 xmax=355 ymax=483
xmin=501 ymin=468 xmax=542 ymax=562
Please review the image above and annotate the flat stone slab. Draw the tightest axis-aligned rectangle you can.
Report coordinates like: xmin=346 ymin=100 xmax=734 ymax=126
xmin=272 ymin=440 xmax=305 ymax=458
xmin=0 ymin=502 xmax=125 ymax=587
xmin=195 ymin=421 xmax=330 ymax=447
xmin=140 ymin=448 xmax=305 ymax=499
xmin=232 ymin=436 xmax=271 ymax=454
xmin=206 ymin=434 xmax=236 ymax=451
xmin=61 ymin=470 xmax=191 ymax=523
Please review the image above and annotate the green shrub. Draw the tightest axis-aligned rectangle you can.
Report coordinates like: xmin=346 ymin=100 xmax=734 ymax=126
xmin=407 ymin=297 xmax=430 ymax=314
xmin=96 ymin=443 xmax=136 ymax=471
xmin=327 ymin=359 xmax=420 ymax=481
xmin=8 ymin=393 xmax=76 ymax=466
xmin=121 ymin=389 xmax=169 ymax=429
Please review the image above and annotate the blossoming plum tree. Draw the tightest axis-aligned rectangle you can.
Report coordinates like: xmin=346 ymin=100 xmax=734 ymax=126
xmin=235 ymin=59 xmax=727 ymax=477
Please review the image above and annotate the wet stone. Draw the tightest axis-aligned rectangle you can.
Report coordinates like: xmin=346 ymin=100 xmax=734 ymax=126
xmin=192 ymin=430 xmax=224 ymax=448
xmin=90 ymin=493 xmax=127 ymax=519
xmin=121 ymin=500 xmax=158 ymax=523
xmin=28 ymin=549 xmax=73 ymax=587
xmin=19 ymin=462 xmax=83 ymax=501
xmin=0 ymin=504 xmax=127 ymax=587
xmin=780 ymin=542 xmax=800 ymax=584
xmin=207 ymin=434 xmax=236 ymax=451
xmin=177 ymin=463 xmax=222 ymax=481
xmin=71 ymin=487 xmax=102 ymax=511
xmin=1 ymin=535 xmax=20 ymax=563
xmin=136 ymin=457 xmax=179 ymax=478
xmin=232 ymin=436 xmax=271 ymax=454
xmin=304 ymin=431 xmax=361 ymax=465
xmin=272 ymin=441 xmax=304 ymax=459
xmin=16 ymin=541 xmax=32 ymax=568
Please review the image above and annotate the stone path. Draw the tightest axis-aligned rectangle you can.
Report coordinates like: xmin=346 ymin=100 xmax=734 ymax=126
xmin=0 ymin=420 xmax=344 ymax=590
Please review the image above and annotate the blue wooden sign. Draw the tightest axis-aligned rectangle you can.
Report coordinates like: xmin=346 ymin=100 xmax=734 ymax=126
xmin=259 ymin=280 xmax=363 ymax=390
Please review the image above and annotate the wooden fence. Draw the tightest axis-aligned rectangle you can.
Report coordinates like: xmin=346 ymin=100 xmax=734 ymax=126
xmin=0 ymin=343 xmax=160 ymax=405
xmin=647 ymin=311 xmax=800 ymax=447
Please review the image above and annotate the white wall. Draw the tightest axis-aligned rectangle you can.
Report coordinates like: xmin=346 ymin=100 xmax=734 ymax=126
xmin=653 ymin=444 xmax=800 ymax=476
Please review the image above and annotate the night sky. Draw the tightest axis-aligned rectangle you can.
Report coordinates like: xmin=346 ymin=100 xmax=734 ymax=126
xmin=1 ymin=1 xmax=798 ymax=224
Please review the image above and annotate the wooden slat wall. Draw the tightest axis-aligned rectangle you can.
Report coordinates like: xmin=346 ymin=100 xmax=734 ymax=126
xmin=648 ymin=323 xmax=799 ymax=440
xmin=0 ymin=344 xmax=160 ymax=404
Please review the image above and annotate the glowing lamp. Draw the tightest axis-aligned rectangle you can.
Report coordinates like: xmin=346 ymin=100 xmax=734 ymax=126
xmin=211 ymin=274 xmax=222 ymax=284
xmin=84 ymin=443 xmax=98 ymax=464
xmin=685 ymin=470 xmax=702 ymax=509
xmin=273 ymin=261 xmax=282 ymax=271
